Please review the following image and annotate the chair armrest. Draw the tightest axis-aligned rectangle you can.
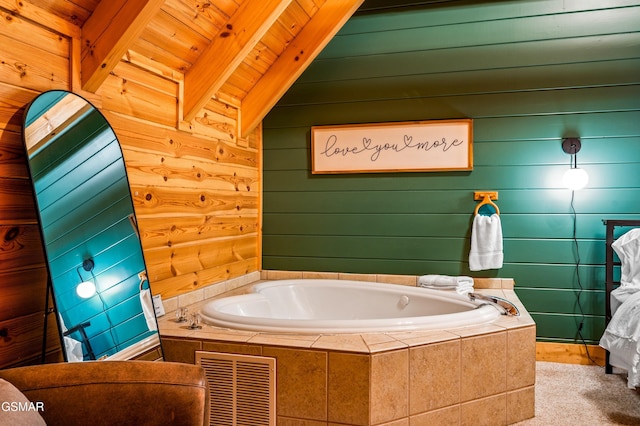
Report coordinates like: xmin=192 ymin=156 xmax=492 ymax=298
xmin=0 ymin=361 xmax=209 ymax=426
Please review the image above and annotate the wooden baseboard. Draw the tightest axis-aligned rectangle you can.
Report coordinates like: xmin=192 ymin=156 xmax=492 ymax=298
xmin=536 ymin=342 xmax=606 ymax=366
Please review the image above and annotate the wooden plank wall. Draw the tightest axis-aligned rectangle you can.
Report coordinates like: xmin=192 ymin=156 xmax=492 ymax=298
xmin=102 ymin=94 xmax=261 ymax=298
xmin=94 ymin=52 xmax=262 ymax=301
xmin=0 ymin=4 xmax=260 ymax=367
xmin=0 ymin=6 xmax=67 ymax=367
xmin=262 ymin=1 xmax=640 ymax=344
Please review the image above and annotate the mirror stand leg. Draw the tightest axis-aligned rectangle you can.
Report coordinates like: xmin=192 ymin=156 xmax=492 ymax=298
xmin=41 ymin=276 xmax=52 ymax=363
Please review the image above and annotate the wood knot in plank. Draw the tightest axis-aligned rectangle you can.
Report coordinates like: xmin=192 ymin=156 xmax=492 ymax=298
xmin=4 ymin=226 xmax=19 ymax=241
xmin=220 ymin=24 xmax=233 ymax=38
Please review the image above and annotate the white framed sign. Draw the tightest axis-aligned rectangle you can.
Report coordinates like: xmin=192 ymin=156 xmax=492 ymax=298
xmin=311 ymin=119 xmax=473 ymax=174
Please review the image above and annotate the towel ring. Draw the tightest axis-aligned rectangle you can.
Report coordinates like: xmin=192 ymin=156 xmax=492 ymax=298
xmin=473 ymin=192 xmax=500 ymax=216
xmin=138 ymin=271 xmax=148 ymax=291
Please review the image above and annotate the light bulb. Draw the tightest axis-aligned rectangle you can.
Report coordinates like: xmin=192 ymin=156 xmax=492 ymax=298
xmin=562 ymin=167 xmax=588 ymax=190
xmin=76 ymin=281 xmax=96 ymax=298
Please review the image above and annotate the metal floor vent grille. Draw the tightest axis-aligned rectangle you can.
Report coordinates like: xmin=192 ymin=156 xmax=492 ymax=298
xmin=196 ymin=351 xmax=275 ymax=426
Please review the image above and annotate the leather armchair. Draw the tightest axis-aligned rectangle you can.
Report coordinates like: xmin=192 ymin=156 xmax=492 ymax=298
xmin=0 ymin=360 xmax=209 ymax=426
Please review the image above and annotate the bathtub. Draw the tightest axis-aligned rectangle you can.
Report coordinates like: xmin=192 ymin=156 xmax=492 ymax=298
xmin=199 ymin=279 xmax=504 ymax=333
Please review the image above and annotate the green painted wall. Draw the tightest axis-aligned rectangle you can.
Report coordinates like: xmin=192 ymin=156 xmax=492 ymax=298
xmin=262 ymin=1 xmax=640 ymax=344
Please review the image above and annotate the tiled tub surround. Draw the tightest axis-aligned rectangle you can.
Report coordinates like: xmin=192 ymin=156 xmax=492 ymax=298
xmin=159 ymin=271 xmax=536 ymax=425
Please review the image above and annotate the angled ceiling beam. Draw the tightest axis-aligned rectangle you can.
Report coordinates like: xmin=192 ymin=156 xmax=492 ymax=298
xmin=81 ymin=0 xmax=164 ymax=93
xmin=240 ymin=0 xmax=365 ymax=137
xmin=182 ymin=0 xmax=293 ymax=122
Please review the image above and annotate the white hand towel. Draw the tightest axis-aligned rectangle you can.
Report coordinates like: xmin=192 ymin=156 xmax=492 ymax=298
xmin=469 ymin=213 xmax=503 ymax=271
xmin=419 ymin=275 xmax=475 ymax=295
xmin=140 ymin=288 xmax=158 ymax=331
xmin=456 ymin=276 xmax=474 ymax=286
xmin=455 ymin=276 xmax=474 ymax=295
xmin=456 ymin=284 xmax=474 ymax=296
xmin=418 ymin=274 xmax=458 ymax=288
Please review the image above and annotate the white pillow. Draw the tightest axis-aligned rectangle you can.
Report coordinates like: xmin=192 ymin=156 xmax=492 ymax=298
xmin=612 ymin=228 xmax=640 ymax=288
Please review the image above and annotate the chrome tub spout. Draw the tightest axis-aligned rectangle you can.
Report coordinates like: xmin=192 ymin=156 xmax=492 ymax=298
xmin=469 ymin=293 xmax=520 ymax=316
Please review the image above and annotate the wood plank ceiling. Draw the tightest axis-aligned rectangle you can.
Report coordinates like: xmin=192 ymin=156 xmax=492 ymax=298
xmin=16 ymin=0 xmax=364 ymax=136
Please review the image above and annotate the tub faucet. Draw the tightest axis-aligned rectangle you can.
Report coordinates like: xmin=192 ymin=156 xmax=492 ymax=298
xmin=468 ymin=293 xmax=520 ymax=316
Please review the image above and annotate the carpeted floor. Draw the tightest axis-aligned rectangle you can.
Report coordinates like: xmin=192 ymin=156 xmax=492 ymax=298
xmin=514 ymin=361 xmax=640 ymax=425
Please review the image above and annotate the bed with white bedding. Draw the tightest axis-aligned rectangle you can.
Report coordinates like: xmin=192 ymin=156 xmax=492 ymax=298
xmin=599 ymin=220 xmax=640 ymax=389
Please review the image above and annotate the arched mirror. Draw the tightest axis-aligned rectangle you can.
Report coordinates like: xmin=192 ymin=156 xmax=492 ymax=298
xmin=23 ymin=90 xmax=162 ymax=361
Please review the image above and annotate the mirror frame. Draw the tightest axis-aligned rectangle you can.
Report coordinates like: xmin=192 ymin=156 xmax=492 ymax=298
xmin=22 ymin=90 xmax=162 ymax=362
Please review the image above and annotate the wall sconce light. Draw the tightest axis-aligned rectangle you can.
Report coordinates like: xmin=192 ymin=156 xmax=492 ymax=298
xmin=76 ymin=258 xmax=97 ymax=299
xmin=561 ymin=137 xmax=588 ymax=190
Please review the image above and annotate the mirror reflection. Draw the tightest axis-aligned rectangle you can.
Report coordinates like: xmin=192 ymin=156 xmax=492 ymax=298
xmin=23 ymin=90 xmax=161 ymax=361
